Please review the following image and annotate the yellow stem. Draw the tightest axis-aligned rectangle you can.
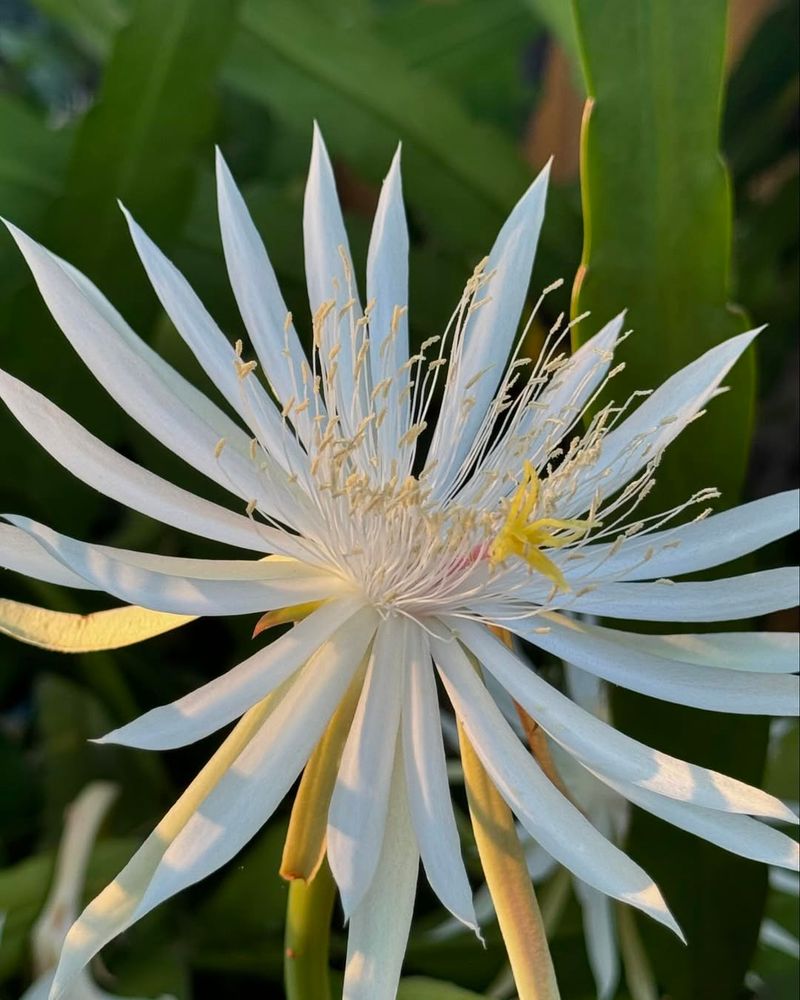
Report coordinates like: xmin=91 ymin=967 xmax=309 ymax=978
xmin=280 ymin=661 xmax=365 ymax=882
xmin=459 ymin=719 xmax=561 ymax=1000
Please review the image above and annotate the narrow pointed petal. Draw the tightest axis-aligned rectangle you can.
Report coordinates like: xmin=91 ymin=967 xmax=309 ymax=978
xmin=604 ymin=774 xmax=800 ymax=869
xmin=328 ymin=616 xmax=406 ymax=916
xmin=2 ymin=220 xmax=272 ymax=505
xmin=401 ymin=626 xmax=477 ymax=930
xmin=431 ymin=627 xmax=682 ymax=937
xmin=52 ymin=617 xmax=376 ymax=999
xmin=564 ymin=328 xmax=760 ymax=517
xmin=428 ymin=162 xmax=551 ymax=497
xmin=0 ymin=599 xmax=193 ymax=653
xmin=304 ymin=125 xmax=363 ymax=424
xmin=215 ymin=149 xmax=317 ymax=445
xmin=567 ymin=490 xmax=800 ymax=582
xmin=513 ymin=612 xmax=799 ymax=715
xmin=457 ymin=619 xmax=797 ymax=821
xmin=573 ymin=626 xmax=799 ymax=674
xmin=367 ymin=146 xmax=410 ymax=458
xmin=130 ymin=623 xmax=374 ymax=921
xmin=555 ymin=568 xmax=800 ymax=622
xmin=5 ymin=516 xmax=338 ymax=616
xmin=343 ymin=750 xmax=418 ymax=1000
xmin=0 ymin=366 xmax=278 ymax=553
xmin=0 ymin=524 xmax=94 ymax=589
xmin=121 ymin=206 xmax=309 ymax=484
xmin=99 ymin=600 xmax=372 ymax=750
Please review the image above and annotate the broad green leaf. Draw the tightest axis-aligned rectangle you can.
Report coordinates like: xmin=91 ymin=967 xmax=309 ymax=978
xmin=0 ymin=97 xmax=72 ymax=300
xmin=223 ymin=0 xmax=579 ymax=280
xmin=46 ymin=0 xmax=240 ymax=326
xmin=571 ymin=2 xmax=765 ymax=997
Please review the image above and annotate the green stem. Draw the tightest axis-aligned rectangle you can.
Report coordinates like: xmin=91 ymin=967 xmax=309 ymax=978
xmin=284 ymin=859 xmax=336 ymax=1000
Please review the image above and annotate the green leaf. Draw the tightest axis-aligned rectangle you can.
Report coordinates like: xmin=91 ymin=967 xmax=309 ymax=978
xmin=223 ymin=0 xmax=579 ymax=280
xmin=571 ymin=2 xmax=765 ymax=998
xmin=46 ymin=0 xmax=240 ymax=325
xmin=0 ymin=96 xmax=72 ymax=299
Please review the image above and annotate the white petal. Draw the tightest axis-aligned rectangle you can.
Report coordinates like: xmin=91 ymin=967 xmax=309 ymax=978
xmin=2 ymin=220 xmax=273 ymax=506
xmin=121 ymin=206 xmax=310 ymax=484
xmin=457 ymin=619 xmax=796 ymax=822
xmin=131 ymin=615 xmax=374 ymax=919
xmin=51 ymin=619 xmax=374 ymax=999
xmin=5 ymin=516 xmax=339 ymax=616
xmin=427 ymin=163 xmax=551 ymax=498
xmin=343 ymin=749 xmax=418 ymax=1000
xmin=572 ymin=625 xmax=799 ymax=674
xmin=430 ymin=626 xmax=682 ymax=936
xmin=556 ymin=568 xmax=800 ymax=622
xmin=215 ymin=149 xmax=317 ymax=446
xmin=512 ymin=612 xmax=799 ymax=715
xmin=563 ymin=329 xmax=760 ymax=517
xmin=565 ymin=490 xmax=800 ymax=582
xmin=304 ymin=124 xmax=364 ymax=427
xmin=98 ymin=600 xmax=372 ymax=750
xmin=367 ymin=146 xmax=410 ymax=459
xmin=0 ymin=366 xmax=277 ymax=554
xmin=328 ymin=616 xmax=406 ymax=916
xmin=401 ymin=626 xmax=477 ymax=930
xmin=599 ymin=773 xmax=800 ymax=870
xmin=0 ymin=523 xmax=94 ymax=589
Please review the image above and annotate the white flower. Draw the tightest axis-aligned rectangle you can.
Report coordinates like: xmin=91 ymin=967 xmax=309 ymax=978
xmin=17 ymin=783 xmax=173 ymax=1000
xmin=1 ymin=126 xmax=798 ymax=1000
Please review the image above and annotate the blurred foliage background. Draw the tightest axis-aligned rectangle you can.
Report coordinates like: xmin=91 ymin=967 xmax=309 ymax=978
xmin=0 ymin=0 xmax=797 ymax=998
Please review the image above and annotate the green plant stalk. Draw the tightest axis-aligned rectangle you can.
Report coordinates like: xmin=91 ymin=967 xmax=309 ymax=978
xmin=284 ymin=859 xmax=337 ymax=1000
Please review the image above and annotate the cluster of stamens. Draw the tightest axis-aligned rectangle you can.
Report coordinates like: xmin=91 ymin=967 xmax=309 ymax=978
xmin=216 ymin=251 xmax=719 ymax=620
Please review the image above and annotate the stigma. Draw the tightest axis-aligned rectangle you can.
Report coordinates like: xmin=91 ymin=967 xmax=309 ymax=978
xmin=489 ymin=462 xmax=596 ymax=591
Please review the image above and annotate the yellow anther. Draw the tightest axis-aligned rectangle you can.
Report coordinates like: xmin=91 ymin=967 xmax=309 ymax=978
xmin=489 ymin=461 xmax=595 ymax=590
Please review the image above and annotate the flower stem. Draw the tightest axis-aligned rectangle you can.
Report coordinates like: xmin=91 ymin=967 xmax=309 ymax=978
xmin=459 ymin=719 xmax=561 ymax=1000
xmin=284 ymin=859 xmax=336 ymax=1000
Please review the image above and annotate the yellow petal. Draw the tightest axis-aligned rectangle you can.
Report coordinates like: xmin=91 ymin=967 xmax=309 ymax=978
xmin=0 ymin=598 xmax=195 ymax=653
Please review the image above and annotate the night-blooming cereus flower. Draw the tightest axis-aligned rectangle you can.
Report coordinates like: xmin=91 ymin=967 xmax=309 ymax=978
xmin=0 ymin=126 xmax=799 ymax=1000
xmin=19 ymin=783 xmax=173 ymax=1000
